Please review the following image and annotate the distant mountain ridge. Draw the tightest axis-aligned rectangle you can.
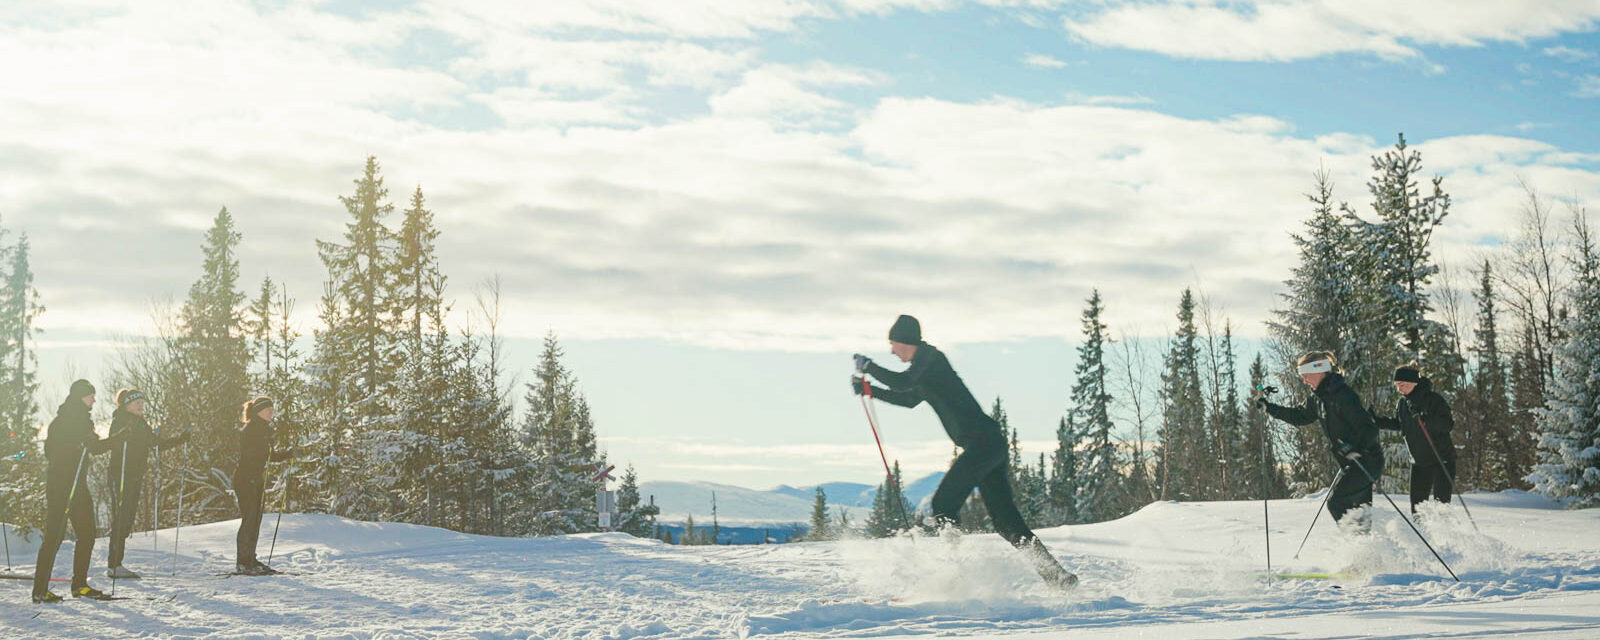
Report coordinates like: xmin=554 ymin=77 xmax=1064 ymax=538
xmin=642 ymin=472 xmax=945 ymax=527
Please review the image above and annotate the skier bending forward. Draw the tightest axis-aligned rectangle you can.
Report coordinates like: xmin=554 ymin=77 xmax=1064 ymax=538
xmin=853 ymin=315 xmax=1078 ymax=590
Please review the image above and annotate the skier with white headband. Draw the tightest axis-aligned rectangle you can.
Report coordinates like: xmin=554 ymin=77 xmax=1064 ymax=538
xmin=1257 ymin=351 xmax=1384 ymax=531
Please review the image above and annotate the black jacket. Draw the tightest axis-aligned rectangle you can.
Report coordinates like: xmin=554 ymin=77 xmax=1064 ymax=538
xmin=864 ymin=343 xmax=1000 ymax=447
xmin=106 ymin=408 xmax=184 ymax=486
xmin=1373 ymin=377 xmax=1455 ymax=465
xmin=43 ymin=400 xmax=122 ymax=489
xmin=1265 ymin=372 xmax=1382 ymax=463
xmin=233 ymin=416 xmax=290 ymax=485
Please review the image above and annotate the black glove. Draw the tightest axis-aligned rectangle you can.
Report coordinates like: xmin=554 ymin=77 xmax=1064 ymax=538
xmin=853 ymin=354 xmax=873 ymax=373
xmin=1332 ymin=440 xmax=1360 ymax=461
xmin=1254 ymin=395 xmax=1270 ymax=409
xmin=851 ymin=376 xmax=866 ymax=396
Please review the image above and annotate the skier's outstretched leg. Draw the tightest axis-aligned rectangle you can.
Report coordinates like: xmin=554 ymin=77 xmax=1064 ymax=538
xmin=980 ymin=465 xmax=1078 ymax=590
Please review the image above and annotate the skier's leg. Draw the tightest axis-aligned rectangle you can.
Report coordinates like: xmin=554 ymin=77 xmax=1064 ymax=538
xmin=236 ymin=481 xmax=263 ymax=567
xmin=1435 ymin=457 xmax=1456 ymax=504
xmin=1409 ymin=463 xmax=1433 ymax=514
xmin=32 ymin=473 xmax=70 ymax=598
xmin=109 ymin=476 xmax=141 ymax=569
xmin=68 ymin=481 xmax=96 ymax=590
xmin=977 ymin=463 xmax=1076 ymax=588
xmin=930 ymin=444 xmax=1001 ymax=528
xmin=1328 ymin=464 xmax=1369 ymax=527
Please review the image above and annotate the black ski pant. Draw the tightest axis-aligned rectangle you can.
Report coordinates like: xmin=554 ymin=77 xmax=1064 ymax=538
xmin=1328 ymin=455 xmax=1383 ymax=525
xmin=107 ymin=468 xmax=145 ymax=569
xmin=33 ymin=463 xmax=96 ymax=596
xmin=235 ymin=476 xmax=264 ymax=566
xmin=1409 ymin=456 xmax=1456 ymax=513
xmin=930 ymin=433 xmax=1037 ymax=547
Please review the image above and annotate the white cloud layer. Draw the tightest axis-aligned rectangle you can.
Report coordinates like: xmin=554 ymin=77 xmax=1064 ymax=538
xmin=1061 ymin=1 xmax=1600 ymax=62
xmin=2 ymin=0 xmax=1599 ymax=357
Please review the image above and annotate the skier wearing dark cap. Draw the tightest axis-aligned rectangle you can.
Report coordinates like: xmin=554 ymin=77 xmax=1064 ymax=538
xmin=852 ymin=315 xmax=1078 ymax=590
xmin=32 ymin=380 xmax=127 ymax=602
xmin=234 ymin=396 xmax=291 ymax=575
xmin=1370 ymin=362 xmax=1457 ymax=514
xmin=105 ymin=389 xmax=189 ymax=579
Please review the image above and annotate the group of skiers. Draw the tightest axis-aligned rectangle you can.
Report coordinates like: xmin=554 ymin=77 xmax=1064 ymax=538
xmin=27 ymin=383 xmax=288 ymax=603
xmin=17 ymin=314 xmax=1461 ymax=601
xmin=852 ymin=315 xmax=1459 ymax=590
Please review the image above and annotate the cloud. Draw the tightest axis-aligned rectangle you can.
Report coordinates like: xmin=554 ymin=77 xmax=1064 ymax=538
xmin=709 ymin=62 xmax=884 ymax=122
xmin=1061 ymin=1 xmax=1600 ymax=62
xmin=1544 ymin=44 xmax=1598 ymax=62
xmin=1579 ymin=74 xmax=1600 ymax=97
xmin=1022 ymin=53 xmax=1070 ymax=68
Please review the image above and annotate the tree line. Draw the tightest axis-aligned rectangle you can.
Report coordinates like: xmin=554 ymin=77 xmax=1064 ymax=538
xmin=812 ymin=134 xmax=1599 ymax=540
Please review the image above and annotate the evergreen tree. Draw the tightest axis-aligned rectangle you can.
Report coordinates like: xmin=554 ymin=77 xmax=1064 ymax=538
xmin=1529 ymin=210 xmax=1600 ymax=506
xmin=807 ymin=487 xmax=833 ymax=541
xmin=615 ymin=466 xmax=657 ymax=538
xmin=1460 ymin=261 xmax=1515 ymax=489
xmin=0 ymin=226 xmax=44 ymax=532
xmin=1069 ymin=290 xmax=1120 ymax=522
xmin=519 ymin=332 xmax=603 ymax=535
xmin=1243 ymin=354 xmax=1287 ymax=499
xmin=1048 ymin=416 xmax=1081 ymax=524
xmin=1156 ymin=289 xmax=1207 ymax=501
xmin=865 ymin=461 xmax=912 ymax=537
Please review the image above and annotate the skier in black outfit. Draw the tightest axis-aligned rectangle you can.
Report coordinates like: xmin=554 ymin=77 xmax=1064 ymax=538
xmin=105 ymin=389 xmax=189 ymax=579
xmin=852 ymin=315 xmax=1078 ymax=589
xmin=32 ymin=380 xmax=127 ymax=602
xmin=1370 ymin=363 xmax=1457 ymax=514
xmin=233 ymin=396 xmax=290 ymax=575
xmin=1258 ymin=352 xmax=1384 ymax=529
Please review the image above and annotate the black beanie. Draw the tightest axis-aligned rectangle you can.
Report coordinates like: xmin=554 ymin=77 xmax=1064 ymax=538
xmin=69 ymin=379 xmax=96 ymax=400
xmin=1393 ymin=365 xmax=1421 ymax=383
xmin=888 ymin=315 xmax=921 ymax=344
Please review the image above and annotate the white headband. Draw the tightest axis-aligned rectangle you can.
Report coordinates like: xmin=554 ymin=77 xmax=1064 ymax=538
xmin=1297 ymin=360 xmax=1333 ymax=375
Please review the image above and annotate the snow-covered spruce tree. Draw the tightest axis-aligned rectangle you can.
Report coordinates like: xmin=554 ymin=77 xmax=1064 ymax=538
xmin=1157 ymin=289 xmax=1208 ymax=501
xmin=166 ymin=208 xmax=253 ymax=523
xmin=307 ymin=156 xmax=401 ymax=519
xmin=1529 ymin=210 xmax=1600 ymax=506
xmin=865 ymin=461 xmax=913 ymax=537
xmin=390 ymin=186 xmax=454 ymax=526
xmin=1008 ymin=421 xmax=1048 ymax=525
xmin=1048 ymin=416 xmax=1081 ymax=525
xmin=806 ymin=487 xmax=833 ymax=541
xmin=0 ymin=224 xmax=45 ymax=533
xmin=616 ymin=465 xmax=659 ymax=538
xmin=1069 ymin=290 xmax=1121 ymax=522
xmin=1267 ymin=170 xmax=1361 ymax=492
xmin=518 ymin=332 xmax=603 ymax=535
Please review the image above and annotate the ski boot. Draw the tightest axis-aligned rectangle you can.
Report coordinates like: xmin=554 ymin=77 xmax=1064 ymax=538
xmin=32 ymin=590 xmax=63 ymax=604
xmin=72 ymin=585 xmax=110 ymax=599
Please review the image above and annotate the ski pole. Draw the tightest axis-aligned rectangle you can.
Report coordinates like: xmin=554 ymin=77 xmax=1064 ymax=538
xmin=113 ymin=441 xmax=127 ymax=595
xmin=858 ymin=379 xmax=913 ymax=532
xmin=1345 ymin=456 xmax=1459 ymax=582
xmin=3 ymin=487 xmax=10 ymax=570
xmin=267 ymin=467 xmax=289 ymax=565
xmin=1293 ymin=466 xmax=1344 ymax=560
xmin=1254 ymin=384 xmax=1276 ymax=573
xmin=1412 ymin=412 xmax=1478 ymax=532
xmin=153 ymin=442 xmax=160 ymax=557
xmin=172 ymin=440 xmax=186 ymax=576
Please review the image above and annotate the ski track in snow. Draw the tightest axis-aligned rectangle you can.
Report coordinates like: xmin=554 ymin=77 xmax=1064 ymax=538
xmin=1 ymin=491 xmax=1597 ymax=639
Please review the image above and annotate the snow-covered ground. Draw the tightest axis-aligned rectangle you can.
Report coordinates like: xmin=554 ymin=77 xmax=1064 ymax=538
xmin=2 ymin=490 xmax=1596 ymax=639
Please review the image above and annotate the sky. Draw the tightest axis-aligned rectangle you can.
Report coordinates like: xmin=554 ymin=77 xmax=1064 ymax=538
xmin=3 ymin=1 xmax=1600 ymax=489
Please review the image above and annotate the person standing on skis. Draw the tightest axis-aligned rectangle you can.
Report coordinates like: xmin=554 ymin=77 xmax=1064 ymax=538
xmin=233 ymin=396 xmax=291 ymax=575
xmin=32 ymin=380 xmax=127 ymax=602
xmin=852 ymin=315 xmax=1078 ymax=589
xmin=1258 ymin=351 xmax=1384 ymax=530
xmin=1370 ymin=362 xmax=1457 ymax=515
xmin=105 ymin=389 xmax=189 ymax=579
